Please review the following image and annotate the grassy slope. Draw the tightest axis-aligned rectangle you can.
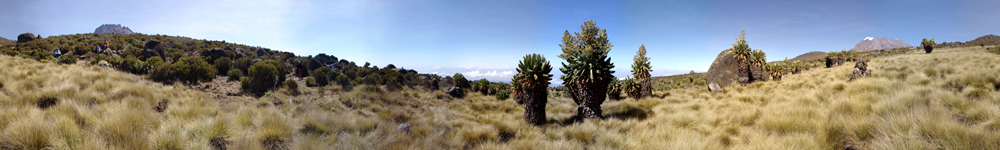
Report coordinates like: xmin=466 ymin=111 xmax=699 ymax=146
xmin=1 ymin=47 xmax=999 ymax=149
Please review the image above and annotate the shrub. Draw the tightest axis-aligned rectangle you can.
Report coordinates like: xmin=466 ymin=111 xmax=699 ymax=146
xmin=242 ymin=60 xmax=284 ymax=96
xmin=312 ymin=67 xmax=332 ymax=86
xmin=558 ymin=20 xmax=615 ymax=119
xmin=515 ymin=53 xmax=552 ymax=125
xmin=284 ymin=79 xmax=299 ymax=95
xmin=496 ymin=89 xmax=510 ymax=100
xmin=214 ymin=57 xmax=232 ymax=76
xmin=233 ymin=57 xmax=254 ymax=74
xmin=118 ymin=56 xmax=149 ymax=74
xmin=57 ymin=53 xmax=77 ymax=64
xmin=145 ymin=56 xmax=164 ymax=69
xmin=335 ymin=74 xmax=352 ymax=90
xmin=227 ymin=69 xmax=243 ymax=81
xmin=170 ymin=56 xmax=216 ymax=83
xmin=150 ymin=62 xmax=173 ymax=82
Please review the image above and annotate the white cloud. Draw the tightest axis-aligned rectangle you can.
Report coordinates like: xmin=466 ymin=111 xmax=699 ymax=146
xmin=462 ymin=70 xmax=515 ymax=78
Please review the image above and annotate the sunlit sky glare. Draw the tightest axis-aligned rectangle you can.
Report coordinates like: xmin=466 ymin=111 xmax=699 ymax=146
xmin=3 ymin=0 xmax=999 ymax=83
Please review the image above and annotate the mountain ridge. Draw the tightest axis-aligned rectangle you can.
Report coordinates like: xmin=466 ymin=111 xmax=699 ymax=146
xmin=850 ymin=37 xmax=911 ymax=51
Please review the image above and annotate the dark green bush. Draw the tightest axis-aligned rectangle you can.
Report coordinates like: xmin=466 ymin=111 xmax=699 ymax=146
xmin=233 ymin=57 xmax=254 ymax=74
xmin=146 ymin=56 xmax=165 ymax=69
xmin=227 ymin=69 xmax=243 ymax=81
xmin=118 ymin=56 xmax=149 ymax=74
xmin=242 ymin=60 xmax=284 ymax=95
xmin=312 ymin=67 xmax=332 ymax=86
xmin=150 ymin=62 xmax=173 ymax=82
xmin=57 ymin=54 xmax=77 ymax=64
xmin=215 ymin=57 xmax=232 ymax=76
xmin=336 ymin=74 xmax=352 ymax=89
xmin=170 ymin=56 xmax=216 ymax=83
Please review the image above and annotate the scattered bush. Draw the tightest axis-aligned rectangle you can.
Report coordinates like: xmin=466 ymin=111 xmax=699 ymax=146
xmin=227 ymin=69 xmax=243 ymax=81
xmin=312 ymin=67 xmax=332 ymax=86
xmin=304 ymin=77 xmax=317 ymax=87
xmin=57 ymin=53 xmax=77 ymax=64
xmin=284 ymin=78 xmax=299 ymax=95
xmin=335 ymin=74 xmax=352 ymax=90
xmin=170 ymin=56 xmax=216 ymax=83
xmin=215 ymin=57 xmax=232 ymax=76
xmin=242 ymin=60 xmax=284 ymax=96
xmin=233 ymin=57 xmax=254 ymax=74
xmin=922 ymin=38 xmax=936 ymax=53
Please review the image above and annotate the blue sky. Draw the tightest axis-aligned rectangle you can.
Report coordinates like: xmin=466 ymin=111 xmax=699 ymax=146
xmin=3 ymin=0 xmax=999 ymax=84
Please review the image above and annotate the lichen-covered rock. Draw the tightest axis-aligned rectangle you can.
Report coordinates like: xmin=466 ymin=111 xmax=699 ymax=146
xmin=706 ymin=49 xmax=738 ymax=89
xmin=141 ymin=40 xmax=166 ymax=61
xmin=202 ymin=48 xmax=229 ymax=59
xmin=397 ymin=123 xmax=411 ymax=134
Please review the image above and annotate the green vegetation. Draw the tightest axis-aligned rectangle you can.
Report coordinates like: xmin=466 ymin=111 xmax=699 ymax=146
xmin=922 ymin=38 xmax=936 ymax=53
xmin=631 ymin=45 xmax=652 ymax=99
xmin=621 ymin=78 xmax=640 ymax=99
xmin=171 ymin=56 xmax=215 ymax=83
xmin=515 ymin=54 xmax=552 ymax=125
xmin=731 ymin=30 xmax=752 ymax=86
xmin=214 ymin=57 xmax=232 ymax=76
xmin=312 ymin=67 xmax=333 ymax=87
xmin=242 ymin=60 xmax=286 ymax=95
xmin=558 ymin=20 xmax=616 ymax=118
xmin=453 ymin=73 xmax=469 ymax=89
xmin=227 ymin=69 xmax=243 ymax=81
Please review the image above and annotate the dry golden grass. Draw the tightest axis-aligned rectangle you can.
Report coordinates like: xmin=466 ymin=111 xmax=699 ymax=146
xmin=1 ymin=46 xmax=999 ymax=149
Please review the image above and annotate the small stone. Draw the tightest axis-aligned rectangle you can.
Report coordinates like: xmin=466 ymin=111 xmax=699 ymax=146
xmin=397 ymin=123 xmax=411 ymax=134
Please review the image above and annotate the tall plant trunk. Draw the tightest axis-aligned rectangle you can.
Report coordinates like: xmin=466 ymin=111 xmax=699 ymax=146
xmin=572 ymin=79 xmax=608 ymax=118
xmin=737 ymin=58 xmax=750 ymax=86
xmin=924 ymin=46 xmax=933 ymax=53
xmin=639 ymin=77 xmax=651 ymax=99
xmin=522 ymin=83 xmax=548 ymax=125
xmin=750 ymin=64 xmax=763 ymax=83
xmin=772 ymin=74 xmax=782 ymax=81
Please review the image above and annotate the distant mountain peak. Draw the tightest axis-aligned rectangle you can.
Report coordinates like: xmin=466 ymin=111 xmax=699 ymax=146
xmin=94 ymin=24 xmax=134 ymax=34
xmin=851 ymin=37 xmax=911 ymax=51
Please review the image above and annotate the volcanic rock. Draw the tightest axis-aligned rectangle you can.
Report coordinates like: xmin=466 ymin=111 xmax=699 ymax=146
xmin=706 ymin=49 xmax=738 ymax=90
xmin=17 ymin=33 xmax=36 ymax=43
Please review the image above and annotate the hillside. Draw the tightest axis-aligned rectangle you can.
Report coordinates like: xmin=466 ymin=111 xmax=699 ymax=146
xmin=968 ymin=34 xmax=1000 ymax=46
xmin=787 ymin=51 xmax=826 ymax=62
xmin=850 ymin=37 xmax=911 ymax=51
xmin=0 ymin=37 xmax=13 ymax=45
xmin=94 ymin=24 xmax=135 ymax=34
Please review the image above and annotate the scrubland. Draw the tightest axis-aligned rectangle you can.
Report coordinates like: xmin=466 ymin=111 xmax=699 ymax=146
xmin=1 ymin=46 xmax=999 ymax=149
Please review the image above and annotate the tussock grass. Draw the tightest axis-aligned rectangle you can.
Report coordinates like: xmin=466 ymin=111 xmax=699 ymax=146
xmin=1 ymin=47 xmax=999 ymax=149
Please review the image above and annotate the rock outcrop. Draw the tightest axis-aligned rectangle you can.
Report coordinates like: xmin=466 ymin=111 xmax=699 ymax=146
xmin=202 ymin=48 xmax=230 ymax=59
xmin=17 ymin=33 xmax=36 ymax=43
xmin=141 ymin=40 xmax=166 ymax=61
xmin=848 ymin=59 xmax=872 ymax=81
xmin=94 ymin=24 xmax=135 ymax=34
xmin=446 ymin=86 xmax=465 ymax=98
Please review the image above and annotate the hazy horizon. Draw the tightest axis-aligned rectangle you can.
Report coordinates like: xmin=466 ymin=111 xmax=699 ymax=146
xmin=3 ymin=0 xmax=999 ymax=84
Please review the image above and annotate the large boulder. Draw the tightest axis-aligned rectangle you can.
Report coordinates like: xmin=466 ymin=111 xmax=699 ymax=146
xmin=17 ymin=33 xmax=36 ymax=43
xmin=141 ymin=40 xmax=166 ymax=61
xmin=254 ymin=47 xmax=269 ymax=57
xmin=202 ymin=48 xmax=229 ymax=59
xmin=446 ymin=86 xmax=466 ymax=98
xmin=706 ymin=49 xmax=738 ymax=91
xmin=314 ymin=53 xmax=337 ymax=65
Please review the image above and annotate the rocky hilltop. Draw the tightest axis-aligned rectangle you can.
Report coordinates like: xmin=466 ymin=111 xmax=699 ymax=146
xmin=850 ymin=37 xmax=911 ymax=51
xmin=94 ymin=24 xmax=135 ymax=34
